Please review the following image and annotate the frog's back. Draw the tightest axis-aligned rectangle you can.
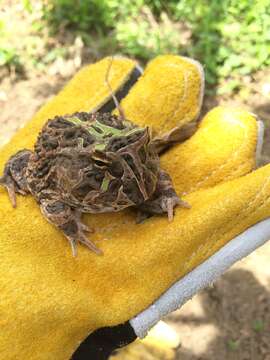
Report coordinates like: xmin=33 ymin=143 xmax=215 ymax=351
xmin=26 ymin=112 xmax=139 ymax=208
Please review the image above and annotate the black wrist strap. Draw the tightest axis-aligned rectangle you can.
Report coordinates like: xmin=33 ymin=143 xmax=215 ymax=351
xmin=71 ymin=321 xmax=137 ymax=360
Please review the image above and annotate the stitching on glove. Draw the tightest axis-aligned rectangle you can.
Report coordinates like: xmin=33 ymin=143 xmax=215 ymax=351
xmin=181 ymin=56 xmax=205 ymax=117
xmin=219 ymin=161 xmax=252 ymax=179
xmin=156 ymin=62 xmax=197 ymax=132
xmin=182 ymin=244 xmax=205 ymax=272
xmin=181 ymin=162 xmax=251 ymax=196
xmin=167 ymin=59 xmax=204 ymax=131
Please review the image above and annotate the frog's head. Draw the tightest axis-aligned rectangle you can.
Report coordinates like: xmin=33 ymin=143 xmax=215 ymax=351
xmin=64 ymin=112 xmax=159 ymax=208
xmin=88 ymin=114 xmax=159 ymax=207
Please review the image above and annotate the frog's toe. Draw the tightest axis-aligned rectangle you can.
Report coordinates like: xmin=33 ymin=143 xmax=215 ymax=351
xmin=162 ymin=196 xmax=191 ymax=221
xmin=78 ymin=231 xmax=103 ymax=256
xmin=74 ymin=210 xmax=94 ymax=233
xmin=167 ymin=198 xmax=174 ymax=222
xmin=17 ymin=189 xmax=28 ymax=196
xmin=63 ymin=221 xmax=100 ymax=256
xmin=65 ymin=229 xmax=101 ymax=257
xmin=178 ymin=198 xmax=191 ymax=209
xmin=161 ymin=198 xmax=175 ymax=222
xmin=79 ymin=222 xmax=94 ymax=233
xmin=0 ymin=175 xmax=18 ymax=208
xmin=0 ymin=149 xmax=31 ymax=207
xmin=67 ymin=237 xmax=78 ymax=257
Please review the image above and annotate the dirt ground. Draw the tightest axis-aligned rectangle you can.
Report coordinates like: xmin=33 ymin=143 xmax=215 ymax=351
xmin=0 ymin=65 xmax=270 ymax=360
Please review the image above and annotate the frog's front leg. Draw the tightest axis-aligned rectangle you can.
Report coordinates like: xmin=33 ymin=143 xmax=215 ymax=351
xmin=40 ymin=199 xmax=102 ymax=257
xmin=136 ymin=170 xmax=190 ymax=222
xmin=0 ymin=149 xmax=32 ymax=207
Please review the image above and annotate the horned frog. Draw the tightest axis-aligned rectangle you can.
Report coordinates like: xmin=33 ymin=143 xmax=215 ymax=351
xmin=0 ymin=62 xmax=192 ymax=256
xmin=0 ymin=112 xmax=194 ymax=256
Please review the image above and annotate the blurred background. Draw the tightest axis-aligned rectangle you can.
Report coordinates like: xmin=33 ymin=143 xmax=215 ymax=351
xmin=0 ymin=1 xmax=269 ymax=359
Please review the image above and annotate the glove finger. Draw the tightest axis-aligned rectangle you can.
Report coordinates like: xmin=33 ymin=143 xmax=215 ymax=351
xmin=0 ymin=57 xmax=140 ymax=165
xmin=161 ymin=106 xmax=263 ymax=195
xmin=114 ymin=55 xmax=204 ymax=135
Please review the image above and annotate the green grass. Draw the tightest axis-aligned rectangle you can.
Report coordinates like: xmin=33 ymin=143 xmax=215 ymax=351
xmin=253 ymin=319 xmax=265 ymax=332
xmin=227 ymin=339 xmax=239 ymax=351
xmin=1 ymin=0 xmax=269 ymax=94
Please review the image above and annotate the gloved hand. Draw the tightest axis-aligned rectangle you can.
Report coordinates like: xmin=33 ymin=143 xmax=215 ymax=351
xmin=0 ymin=55 xmax=269 ymax=360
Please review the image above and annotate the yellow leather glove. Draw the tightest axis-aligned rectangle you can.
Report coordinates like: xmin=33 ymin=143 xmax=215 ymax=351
xmin=0 ymin=55 xmax=269 ymax=360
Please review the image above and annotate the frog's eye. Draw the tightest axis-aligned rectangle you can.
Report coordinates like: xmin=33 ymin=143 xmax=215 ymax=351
xmin=93 ymin=159 xmax=108 ymax=167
